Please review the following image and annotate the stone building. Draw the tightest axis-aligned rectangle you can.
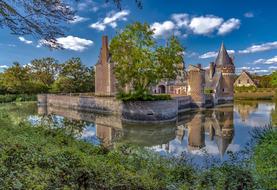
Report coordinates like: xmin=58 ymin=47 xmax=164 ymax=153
xmin=187 ymin=43 xmax=236 ymax=105
xmin=234 ymin=70 xmax=257 ymax=88
xmin=95 ymin=36 xmax=116 ymax=96
xmin=94 ymin=35 xmax=235 ymax=106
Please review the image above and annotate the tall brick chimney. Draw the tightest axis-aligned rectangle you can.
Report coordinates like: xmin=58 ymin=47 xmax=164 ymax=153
xmin=209 ymin=62 xmax=215 ymax=79
xmin=101 ymin=36 xmax=109 ymax=64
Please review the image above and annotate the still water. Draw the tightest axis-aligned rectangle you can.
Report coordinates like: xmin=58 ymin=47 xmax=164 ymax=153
xmin=1 ymin=101 xmax=276 ymax=162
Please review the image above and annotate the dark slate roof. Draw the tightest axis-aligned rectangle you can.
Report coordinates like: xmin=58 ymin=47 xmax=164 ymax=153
xmin=214 ymin=43 xmax=233 ymax=66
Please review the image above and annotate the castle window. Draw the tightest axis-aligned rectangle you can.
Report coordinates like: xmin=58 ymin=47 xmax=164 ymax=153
xmin=247 ymin=79 xmax=250 ymax=84
xmin=238 ymin=80 xmax=241 ymax=84
xmin=222 ymin=88 xmax=224 ymax=92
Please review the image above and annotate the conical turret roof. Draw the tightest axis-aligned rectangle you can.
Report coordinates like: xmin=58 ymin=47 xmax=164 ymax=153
xmin=215 ymin=42 xmax=233 ymax=66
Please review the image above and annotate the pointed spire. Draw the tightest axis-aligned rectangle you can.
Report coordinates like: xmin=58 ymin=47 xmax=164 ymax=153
xmin=215 ymin=42 xmax=232 ymax=66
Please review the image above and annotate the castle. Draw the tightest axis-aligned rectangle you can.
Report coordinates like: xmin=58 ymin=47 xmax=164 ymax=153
xmin=95 ymin=36 xmax=235 ymax=106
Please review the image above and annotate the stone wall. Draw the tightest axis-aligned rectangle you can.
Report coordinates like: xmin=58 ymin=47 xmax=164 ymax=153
xmin=38 ymin=94 xmax=122 ymax=114
xmin=122 ymin=100 xmax=178 ymax=122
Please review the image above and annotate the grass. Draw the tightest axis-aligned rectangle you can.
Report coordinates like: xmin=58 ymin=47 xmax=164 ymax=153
xmin=234 ymin=91 xmax=275 ymax=100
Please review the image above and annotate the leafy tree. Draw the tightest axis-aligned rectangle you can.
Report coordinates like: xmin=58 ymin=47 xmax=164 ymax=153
xmin=51 ymin=58 xmax=94 ymax=93
xmin=271 ymin=71 xmax=277 ymax=88
xmin=28 ymin=57 xmax=60 ymax=86
xmin=110 ymin=22 xmax=184 ymax=97
xmin=0 ymin=62 xmax=48 ymax=94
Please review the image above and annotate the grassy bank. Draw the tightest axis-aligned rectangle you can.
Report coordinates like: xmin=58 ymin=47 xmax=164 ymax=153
xmin=0 ymin=109 xmax=275 ymax=189
xmin=0 ymin=94 xmax=37 ymax=103
xmin=234 ymin=90 xmax=276 ymax=100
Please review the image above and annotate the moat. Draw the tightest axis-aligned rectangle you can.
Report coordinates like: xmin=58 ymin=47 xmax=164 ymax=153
xmin=1 ymin=100 xmax=276 ymax=163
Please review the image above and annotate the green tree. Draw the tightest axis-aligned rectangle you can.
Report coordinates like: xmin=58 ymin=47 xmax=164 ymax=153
xmin=28 ymin=57 xmax=60 ymax=87
xmin=51 ymin=58 xmax=94 ymax=93
xmin=110 ymin=22 xmax=184 ymax=97
xmin=0 ymin=62 xmax=47 ymax=94
xmin=271 ymin=71 xmax=277 ymax=88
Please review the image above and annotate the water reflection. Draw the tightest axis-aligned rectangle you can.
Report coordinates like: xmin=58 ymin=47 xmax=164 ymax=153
xmin=0 ymin=101 xmax=274 ymax=160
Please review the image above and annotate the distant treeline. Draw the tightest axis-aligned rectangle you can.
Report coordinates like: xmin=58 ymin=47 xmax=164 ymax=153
xmin=0 ymin=57 xmax=95 ymax=95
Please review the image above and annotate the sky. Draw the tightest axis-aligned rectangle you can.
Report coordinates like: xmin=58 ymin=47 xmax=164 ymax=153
xmin=1 ymin=0 xmax=277 ymax=74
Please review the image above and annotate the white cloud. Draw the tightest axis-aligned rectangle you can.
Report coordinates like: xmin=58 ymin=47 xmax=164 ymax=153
xmin=151 ymin=21 xmax=177 ymax=38
xmin=253 ymin=56 xmax=277 ymax=65
xmin=18 ymin=36 xmax=33 ymax=44
xmin=269 ymin=66 xmax=277 ymax=69
xmin=69 ymin=15 xmax=89 ymax=24
xmin=38 ymin=36 xmax=93 ymax=51
xmin=244 ymin=12 xmax=254 ymax=18
xmin=0 ymin=65 xmax=8 ymax=69
xmin=199 ymin=50 xmax=235 ymax=59
xmin=189 ymin=16 xmax=223 ymax=35
xmin=218 ymin=18 xmax=240 ymax=35
xmin=239 ymin=41 xmax=277 ymax=54
xmin=171 ymin=13 xmax=189 ymax=28
xmin=90 ymin=10 xmax=130 ymax=31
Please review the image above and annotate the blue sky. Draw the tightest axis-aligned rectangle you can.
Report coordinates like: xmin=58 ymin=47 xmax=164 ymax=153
xmin=1 ymin=0 xmax=277 ymax=74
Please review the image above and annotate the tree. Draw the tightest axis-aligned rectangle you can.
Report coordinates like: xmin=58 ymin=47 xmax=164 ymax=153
xmin=0 ymin=0 xmax=142 ymax=46
xmin=110 ymin=22 xmax=184 ymax=97
xmin=28 ymin=57 xmax=60 ymax=86
xmin=0 ymin=62 xmax=47 ymax=94
xmin=51 ymin=58 xmax=94 ymax=93
xmin=271 ymin=71 xmax=277 ymax=88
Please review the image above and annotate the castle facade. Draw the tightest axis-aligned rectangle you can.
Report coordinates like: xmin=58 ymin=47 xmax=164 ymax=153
xmin=95 ymin=36 xmax=235 ymax=106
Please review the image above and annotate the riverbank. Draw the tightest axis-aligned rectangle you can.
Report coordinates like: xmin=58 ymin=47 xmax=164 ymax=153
xmin=0 ymin=94 xmax=37 ymax=103
xmin=234 ymin=90 xmax=276 ymax=100
xmin=0 ymin=101 xmax=276 ymax=189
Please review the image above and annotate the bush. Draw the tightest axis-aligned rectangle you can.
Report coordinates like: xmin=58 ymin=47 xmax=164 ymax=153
xmin=117 ymin=92 xmax=172 ymax=101
xmin=251 ymin=128 xmax=277 ymax=189
xmin=0 ymin=94 xmax=37 ymax=103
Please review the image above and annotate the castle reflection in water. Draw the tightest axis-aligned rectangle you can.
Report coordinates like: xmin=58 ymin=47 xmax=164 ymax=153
xmin=37 ymin=101 xmax=275 ymax=158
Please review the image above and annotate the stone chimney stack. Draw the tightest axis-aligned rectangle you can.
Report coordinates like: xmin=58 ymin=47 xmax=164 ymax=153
xmin=101 ymin=36 xmax=109 ymax=64
xmin=209 ymin=62 xmax=215 ymax=79
xmin=197 ymin=63 xmax=202 ymax=69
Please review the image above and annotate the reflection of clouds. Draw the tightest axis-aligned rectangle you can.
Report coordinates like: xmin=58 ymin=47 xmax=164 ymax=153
xmin=234 ymin=102 xmax=275 ymax=127
xmin=79 ymin=124 xmax=100 ymax=145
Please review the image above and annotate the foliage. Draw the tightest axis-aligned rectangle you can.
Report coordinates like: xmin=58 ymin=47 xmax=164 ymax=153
xmin=271 ymin=71 xmax=277 ymax=88
xmin=0 ymin=94 xmax=36 ymax=103
xmin=0 ymin=57 xmax=94 ymax=96
xmin=251 ymin=128 xmax=277 ymax=189
xmin=252 ymin=74 xmax=273 ymax=88
xmin=117 ymin=91 xmax=171 ymax=101
xmin=110 ymin=22 xmax=184 ymax=99
xmin=50 ymin=58 xmax=94 ymax=93
xmin=204 ymin=88 xmax=213 ymax=94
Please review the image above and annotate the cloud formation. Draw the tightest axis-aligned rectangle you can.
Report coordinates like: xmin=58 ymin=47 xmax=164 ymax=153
xmin=38 ymin=36 xmax=93 ymax=52
xmin=90 ymin=10 xmax=130 ymax=31
xmin=189 ymin=16 xmax=223 ymax=35
xmin=18 ymin=37 xmax=33 ymax=44
xmin=239 ymin=41 xmax=277 ymax=54
xmin=151 ymin=13 xmax=240 ymax=38
xmin=151 ymin=21 xmax=179 ymax=38
xmin=218 ymin=18 xmax=240 ymax=35
xmin=199 ymin=50 xmax=235 ymax=59
xmin=69 ymin=15 xmax=89 ymax=24
xmin=253 ymin=55 xmax=277 ymax=65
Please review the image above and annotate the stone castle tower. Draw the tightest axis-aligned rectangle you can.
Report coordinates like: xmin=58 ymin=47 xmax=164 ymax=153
xmin=187 ymin=64 xmax=205 ymax=107
xmin=95 ymin=36 xmax=116 ymax=96
xmin=215 ymin=43 xmax=235 ymax=102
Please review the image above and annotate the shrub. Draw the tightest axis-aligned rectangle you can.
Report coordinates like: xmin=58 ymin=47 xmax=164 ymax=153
xmin=0 ymin=94 xmax=37 ymax=103
xmin=117 ymin=92 xmax=171 ymax=101
xmin=251 ymin=128 xmax=277 ymax=189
